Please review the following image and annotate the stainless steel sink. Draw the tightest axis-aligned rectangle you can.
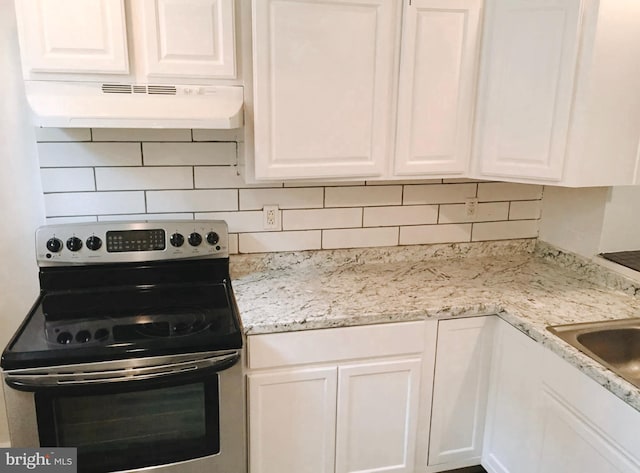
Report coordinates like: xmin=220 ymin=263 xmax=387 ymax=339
xmin=547 ymin=318 xmax=640 ymax=389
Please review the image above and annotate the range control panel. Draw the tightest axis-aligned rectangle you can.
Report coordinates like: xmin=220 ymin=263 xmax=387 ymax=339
xmin=36 ymin=220 xmax=229 ymax=266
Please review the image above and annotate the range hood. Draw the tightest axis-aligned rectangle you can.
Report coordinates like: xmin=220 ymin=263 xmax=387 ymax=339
xmin=24 ymin=81 xmax=244 ymax=129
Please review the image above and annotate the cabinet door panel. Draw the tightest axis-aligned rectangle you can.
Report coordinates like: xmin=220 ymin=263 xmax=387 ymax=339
xmin=428 ymin=316 xmax=495 ymax=468
xmin=248 ymin=367 xmax=337 ymax=473
xmin=536 ymin=387 xmax=640 ymax=473
xmin=252 ymin=0 xmax=399 ymax=180
xmin=16 ymin=0 xmax=129 ymax=74
xmin=140 ymin=0 xmax=236 ymax=79
xmin=475 ymin=0 xmax=582 ymax=181
xmin=482 ymin=321 xmax=545 ymax=473
xmin=336 ymin=359 xmax=421 ymax=473
xmin=395 ymin=0 xmax=481 ymax=176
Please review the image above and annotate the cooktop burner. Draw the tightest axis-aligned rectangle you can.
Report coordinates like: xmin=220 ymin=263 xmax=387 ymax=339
xmin=1 ymin=221 xmax=243 ymax=370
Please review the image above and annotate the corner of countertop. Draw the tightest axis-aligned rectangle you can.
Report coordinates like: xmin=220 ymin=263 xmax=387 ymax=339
xmin=534 ymin=240 xmax=640 ymax=297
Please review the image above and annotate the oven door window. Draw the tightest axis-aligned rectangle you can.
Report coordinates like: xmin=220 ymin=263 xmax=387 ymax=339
xmin=35 ymin=378 xmax=219 ymax=473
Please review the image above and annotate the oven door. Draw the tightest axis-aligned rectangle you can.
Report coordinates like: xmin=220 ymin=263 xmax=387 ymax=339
xmin=2 ymin=351 xmax=245 ymax=473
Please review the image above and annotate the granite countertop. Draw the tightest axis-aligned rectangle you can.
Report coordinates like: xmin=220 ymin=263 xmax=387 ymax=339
xmin=230 ymin=239 xmax=640 ymax=411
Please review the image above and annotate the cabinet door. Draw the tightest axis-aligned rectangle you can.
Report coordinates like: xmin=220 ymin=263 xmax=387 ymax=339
xmin=474 ymin=0 xmax=582 ymax=181
xmin=482 ymin=320 xmax=545 ymax=473
xmin=335 ymin=358 xmax=422 ymax=473
xmin=252 ymin=0 xmax=400 ymax=180
xmin=138 ymin=0 xmax=236 ymax=79
xmin=536 ymin=387 xmax=640 ymax=473
xmin=248 ymin=367 xmax=337 ymax=473
xmin=394 ymin=0 xmax=481 ymax=176
xmin=15 ymin=0 xmax=129 ymax=75
xmin=428 ymin=316 xmax=495 ymax=470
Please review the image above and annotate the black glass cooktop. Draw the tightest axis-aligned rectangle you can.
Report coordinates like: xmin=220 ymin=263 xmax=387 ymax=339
xmin=2 ymin=259 xmax=242 ymax=370
xmin=600 ymin=250 xmax=640 ymax=272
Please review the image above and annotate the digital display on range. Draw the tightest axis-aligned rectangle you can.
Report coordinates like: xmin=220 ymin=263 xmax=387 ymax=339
xmin=106 ymin=229 xmax=165 ymax=253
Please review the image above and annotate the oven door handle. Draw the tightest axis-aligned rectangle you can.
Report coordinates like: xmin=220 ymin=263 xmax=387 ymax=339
xmin=4 ymin=352 xmax=240 ymax=392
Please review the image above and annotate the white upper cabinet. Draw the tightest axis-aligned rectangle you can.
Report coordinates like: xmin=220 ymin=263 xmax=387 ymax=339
xmin=251 ymin=0 xmax=483 ymax=181
xmin=137 ymin=0 xmax=236 ymax=79
xmin=15 ymin=0 xmax=129 ymax=75
xmin=474 ymin=0 xmax=640 ymax=186
xmin=252 ymin=0 xmax=399 ymax=180
xmin=394 ymin=0 xmax=481 ymax=177
xmin=15 ymin=0 xmax=237 ymax=82
xmin=474 ymin=0 xmax=581 ymax=181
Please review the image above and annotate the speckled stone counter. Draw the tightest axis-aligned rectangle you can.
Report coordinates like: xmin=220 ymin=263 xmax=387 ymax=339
xmin=230 ymin=239 xmax=640 ymax=410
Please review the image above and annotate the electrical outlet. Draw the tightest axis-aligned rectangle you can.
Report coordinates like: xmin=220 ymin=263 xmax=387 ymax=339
xmin=465 ymin=198 xmax=479 ymax=217
xmin=263 ymin=205 xmax=280 ymax=230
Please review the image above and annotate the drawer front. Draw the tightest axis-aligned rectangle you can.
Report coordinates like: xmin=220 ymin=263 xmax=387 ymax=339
xmin=247 ymin=321 xmax=430 ymax=370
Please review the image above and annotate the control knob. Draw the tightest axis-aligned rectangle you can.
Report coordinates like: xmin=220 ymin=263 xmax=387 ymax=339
xmin=86 ymin=236 xmax=102 ymax=251
xmin=170 ymin=233 xmax=185 ymax=247
xmin=206 ymin=232 xmax=219 ymax=245
xmin=66 ymin=237 xmax=83 ymax=252
xmin=46 ymin=238 xmax=63 ymax=253
xmin=188 ymin=232 xmax=202 ymax=247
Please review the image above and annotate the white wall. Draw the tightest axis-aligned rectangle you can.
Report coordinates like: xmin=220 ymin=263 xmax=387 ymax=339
xmin=0 ymin=0 xmax=46 ymax=445
xmin=599 ymin=187 xmax=640 ymax=253
xmin=539 ymin=186 xmax=640 ymax=257
xmin=538 ymin=187 xmax=608 ymax=257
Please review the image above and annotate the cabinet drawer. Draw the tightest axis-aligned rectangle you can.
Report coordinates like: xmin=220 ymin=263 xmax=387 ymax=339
xmin=247 ymin=321 xmax=429 ymax=370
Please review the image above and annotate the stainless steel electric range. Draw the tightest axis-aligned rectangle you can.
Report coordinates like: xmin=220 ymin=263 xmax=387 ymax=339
xmin=1 ymin=221 xmax=245 ymax=473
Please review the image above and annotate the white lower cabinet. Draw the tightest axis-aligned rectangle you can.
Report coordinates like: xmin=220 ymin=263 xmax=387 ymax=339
xmin=248 ymin=367 xmax=338 ymax=473
xmin=335 ymin=359 xmax=422 ymax=473
xmin=248 ymin=317 xmax=640 ymax=473
xmin=427 ymin=316 xmax=496 ymax=472
xmin=246 ymin=321 xmax=436 ymax=473
xmin=482 ymin=319 xmax=640 ymax=473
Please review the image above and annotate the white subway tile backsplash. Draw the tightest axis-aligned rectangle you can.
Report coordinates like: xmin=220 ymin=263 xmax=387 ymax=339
xmin=509 ymin=200 xmax=542 ymax=220
xmin=322 ymin=227 xmax=399 ymax=249
xmin=41 ymin=168 xmax=95 ymax=193
xmin=283 ymin=208 xmax=362 ymax=230
xmin=195 ymin=211 xmax=269 ymax=233
xmin=36 ymin=128 xmax=91 ymax=142
xmin=195 ymin=166 xmax=280 ymax=189
xmin=403 ymin=183 xmax=477 ymax=205
xmin=45 ymin=192 xmax=145 ymax=217
xmin=472 ymin=220 xmax=539 ymax=241
xmin=477 ymin=182 xmax=543 ymax=202
xmin=96 ymin=167 xmax=193 ymax=191
xmin=399 ymin=224 xmax=472 ymax=245
xmin=228 ymin=234 xmax=239 ymax=254
xmin=147 ymin=190 xmax=238 ymax=213
xmin=192 ymin=129 xmax=244 ymax=142
xmin=325 ymin=186 xmax=402 ymax=207
xmin=439 ymin=202 xmax=509 ymax=224
xmin=36 ymin=128 xmax=545 ymax=253
xmin=240 ymin=188 xmax=323 ymax=210
xmin=239 ymin=231 xmax=321 ymax=253
xmin=46 ymin=216 xmax=98 ymax=224
xmin=363 ymin=205 xmax=438 ymax=227
xmin=92 ymin=128 xmax=192 ymax=142
xmin=38 ymin=143 xmax=141 ymax=167
xmin=143 ymin=143 xmax=236 ymax=166
xmin=98 ymin=213 xmax=194 ymax=222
